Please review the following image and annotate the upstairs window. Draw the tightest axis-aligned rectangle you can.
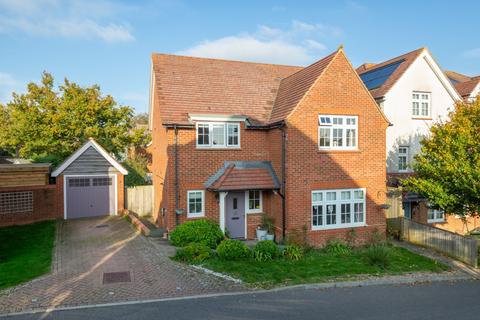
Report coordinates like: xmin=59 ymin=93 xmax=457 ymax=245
xmin=318 ymin=115 xmax=358 ymax=150
xmin=398 ymin=146 xmax=409 ymax=172
xmin=412 ymin=92 xmax=430 ymax=118
xmin=196 ymin=122 xmax=240 ymax=148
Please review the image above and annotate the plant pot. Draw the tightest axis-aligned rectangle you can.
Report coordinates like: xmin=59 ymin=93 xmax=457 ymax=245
xmin=256 ymin=229 xmax=267 ymax=241
xmin=265 ymin=234 xmax=274 ymax=241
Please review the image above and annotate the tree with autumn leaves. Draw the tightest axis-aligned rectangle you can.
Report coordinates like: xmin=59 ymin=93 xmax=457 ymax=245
xmin=0 ymin=72 xmax=150 ymax=166
xmin=403 ymin=97 xmax=480 ymax=217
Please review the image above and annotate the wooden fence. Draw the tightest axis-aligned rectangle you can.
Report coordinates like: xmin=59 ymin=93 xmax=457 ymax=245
xmin=400 ymin=218 xmax=478 ymax=267
xmin=385 ymin=188 xmax=403 ymax=219
xmin=126 ymin=185 xmax=153 ymax=217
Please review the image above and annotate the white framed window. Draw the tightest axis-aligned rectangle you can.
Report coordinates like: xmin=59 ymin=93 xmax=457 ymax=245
xmin=398 ymin=146 xmax=409 ymax=172
xmin=196 ymin=122 xmax=240 ymax=148
xmin=318 ymin=115 xmax=358 ymax=150
xmin=245 ymin=190 xmax=262 ymax=213
xmin=312 ymin=188 xmax=366 ymax=230
xmin=427 ymin=207 xmax=445 ymax=223
xmin=412 ymin=92 xmax=430 ymax=118
xmin=187 ymin=190 xmax=205 ymax=218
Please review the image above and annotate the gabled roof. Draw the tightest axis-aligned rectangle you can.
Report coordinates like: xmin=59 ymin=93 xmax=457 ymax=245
xmin=356 ymin=48 xmax=425 ymax=99
xmin=445 ymin=71 xmax=480 ymax=99
xmin=51 ymin=138 xmax=128 ymax=177
xmin=269 ymin=50 xmax=338 ymax=123
xmin=151 ymin=54 xmax=301 ymax=125
xmin=205 ymin=161 xmax=280 ymax=191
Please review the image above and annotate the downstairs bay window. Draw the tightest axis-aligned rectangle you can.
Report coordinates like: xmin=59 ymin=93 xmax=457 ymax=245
xmin=312 ymin=188 xmax=366 ymax=230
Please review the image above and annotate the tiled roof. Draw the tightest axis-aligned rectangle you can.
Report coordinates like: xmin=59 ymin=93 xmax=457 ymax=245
xmin=357 ymin=48 xmax=425 ymax=99
xmin=205 ymin=161 xmax=280 ymax=191
xmin=269 ymin=50 xmax=338 ymax=123
xmin=151 ymin=54 xmax=301 ymax=125
xmin=151 ymin=50 xmax=342 ymax=125
xmin=445 ymin=71 xmax=480 ymax=99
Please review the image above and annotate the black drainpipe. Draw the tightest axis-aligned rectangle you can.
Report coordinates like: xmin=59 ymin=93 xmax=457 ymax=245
xmin=174 ymin=125 xmax=179 ymax=226
xmin=281 ymin=125 xmax=287 ymax=240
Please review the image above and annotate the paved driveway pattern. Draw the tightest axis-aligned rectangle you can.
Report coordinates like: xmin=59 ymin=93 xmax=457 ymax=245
xmin=0 ymin=217 xmax=246 ymax=314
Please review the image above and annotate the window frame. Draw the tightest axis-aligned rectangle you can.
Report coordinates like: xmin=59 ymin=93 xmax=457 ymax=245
xmin=245 ymin=190 xmax=263 ymax=214
xmin=412 ymin=91 xmax=431 ymax=118
xmin=318 ymin=115 xmax=358 ymax=151
xmin=311 ymin=188 xmax=366 ymax=230
xmin=427 ymin=207 xmax=445 ymax=223
xmin=398 ymin=146 xmax=409 ymax=172
xmin=195 ymin=122 xmax=241 ymax=149
xmin=187 ymin=190 xmax=205 ymax=218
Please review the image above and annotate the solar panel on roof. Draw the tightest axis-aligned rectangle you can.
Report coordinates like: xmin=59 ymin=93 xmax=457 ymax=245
xmin=449 ymin=78 xmax=459 ymax=85
xmin=359 ymin=59 xmax=405 ymax=90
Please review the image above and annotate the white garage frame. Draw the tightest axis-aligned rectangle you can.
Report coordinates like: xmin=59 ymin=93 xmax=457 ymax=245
xmin=63 ymin=174 xmax=118 ymax=220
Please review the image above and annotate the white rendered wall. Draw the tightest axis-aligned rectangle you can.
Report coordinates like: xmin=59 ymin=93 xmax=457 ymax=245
xmin=382 ymin=52 xmax=458 ymax=173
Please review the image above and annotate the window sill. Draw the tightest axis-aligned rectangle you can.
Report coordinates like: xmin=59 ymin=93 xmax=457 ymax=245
xmin=187 ymin=213 xmax=205 ymax=219
xmin=411 ymin=117 xmax=432 ymax=120
xmin=246 ymin=210 xmax=264 ymax=214
xmin=312 ymin=223 xmax=366 ymax=231
xmin=428 ymin=219 xmax=445 ymax=224
xmin=196 ymin=147 xmax=241 ymax=151
xmin=318 ymin=149 xmax=360 ymax=153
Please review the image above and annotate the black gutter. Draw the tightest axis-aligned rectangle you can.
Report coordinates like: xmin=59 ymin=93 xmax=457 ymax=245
xmin=174 ymin=125 xmax=179 ymax=226
xmin=246 ymin=120 xmax=285 ymax=130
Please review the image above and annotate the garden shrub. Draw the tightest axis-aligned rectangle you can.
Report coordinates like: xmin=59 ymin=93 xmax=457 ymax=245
xmin=283 ymin=244 xmax=304 ymax=261
xmin=324 ymin=239 xmax=351 ymax=255
xmin=170 ymin=219 xmax=224 ymax=248
xmin=285 ymin=225 xmax=311 ymax=251
xmin=364 ymin=244 xmax=391 ymax=269
xmin=174 ymin=243 xmax=212 ymax=263
xmin=216 ymin=239 xmax=251 ymax=260
xmin=253 ymin=240 xmax=279 ymax=262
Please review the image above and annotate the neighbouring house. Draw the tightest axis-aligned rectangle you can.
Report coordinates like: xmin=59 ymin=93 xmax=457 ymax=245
xmin=148 ymin=48 xmax=390 ymax=245
xmin=445 ymin=71 xmax=480 ymax=102
xmin=0 ymin=138 xmax=128 ymax=227
xmin=357 ymin=48 xmax=464 ymax=229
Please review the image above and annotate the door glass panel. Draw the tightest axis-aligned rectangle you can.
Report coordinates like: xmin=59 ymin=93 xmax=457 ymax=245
xmin=233 ymin=198 xmax=237 ymax=210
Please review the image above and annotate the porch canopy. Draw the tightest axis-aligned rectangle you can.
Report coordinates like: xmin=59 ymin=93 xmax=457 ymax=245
xmin=205 ymin=161 xmax=280 ymax=192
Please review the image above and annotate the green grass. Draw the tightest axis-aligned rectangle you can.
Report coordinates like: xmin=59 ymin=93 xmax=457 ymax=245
xmin=0 ymin=220 xmax=56 ymax=290
xmin=201 ymin=245 xmax=449 ymax=288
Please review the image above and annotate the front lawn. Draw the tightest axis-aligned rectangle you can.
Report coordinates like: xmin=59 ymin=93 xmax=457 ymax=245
xmin=0 ymin=220 xmax=56 ymax=290
xmin=201 ymin=245 xmax=449 ymax=287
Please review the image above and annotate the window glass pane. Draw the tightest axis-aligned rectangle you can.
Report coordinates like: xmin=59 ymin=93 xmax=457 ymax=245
xmin=326 ymin=204 xmax=336 ymax=225
xmin=188 ymin=191 xmax=203 ymax=214
xmin=212 ymin=124 xmax=225 ymax=146
xmin=341 ymin=203 xmax=351 ymax=224
xmin=421 ymin=102 xmax=429 ymax=116
xmin=326 ymin=192 xmax=336 ymax=201
xmin=312 ymin=192 xmax=322 ymax=202
xmin=341 ymin=191 xmax=351 ymax=200
xmin=346 ymin=129 xmax=356 ymax=147
xmin=227 ymin=124 xmax=239 ymax=146
xmin=319 ymin=128 xmax=331 ymax=147
xmin=248 ymin=190 xmax=260 ymax=210
xmin=354 ymin=190 xmax=364 ymax=200
xmin=313 ymin=205 xmax=323 ymax=226
xmin=197 ymin=124 xmax=209 ymax=145
xmin=354 ymin=203 xmax=364 ymax=222
xmin=412 ymin=102 xmax=419 ymax=116
xmin=333 ymin=128 xmax=343 ymax=147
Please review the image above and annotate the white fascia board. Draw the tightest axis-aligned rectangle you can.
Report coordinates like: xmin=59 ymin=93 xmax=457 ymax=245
xmin=422 ymin=51 xmax=462 ymax=101
xmin=188 ymin=114 xmax=248 ymax=122
xmin=51 ymin=139 xmax=128 ymax=177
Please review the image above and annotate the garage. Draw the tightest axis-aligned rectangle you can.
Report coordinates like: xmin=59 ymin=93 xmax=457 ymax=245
xmin=51 ymin=138 xmax=128 ymax=219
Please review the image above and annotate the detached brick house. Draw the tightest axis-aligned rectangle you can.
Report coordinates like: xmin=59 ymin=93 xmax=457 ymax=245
xmin=148 ymin=48 xmax=389 ymax=245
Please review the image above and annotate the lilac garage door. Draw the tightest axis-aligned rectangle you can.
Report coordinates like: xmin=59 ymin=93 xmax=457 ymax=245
xmin=66 ymin=176 xmax=115 ymax=219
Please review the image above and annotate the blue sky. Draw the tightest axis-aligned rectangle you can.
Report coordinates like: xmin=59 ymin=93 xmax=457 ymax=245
xmin=1 ymin=0 xmax=479 ymax=114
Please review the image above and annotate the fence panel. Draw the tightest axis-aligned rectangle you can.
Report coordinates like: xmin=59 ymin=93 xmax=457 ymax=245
xmin=126 ymin=185 xmax=153 ymax=217
xmin=401 ymin=218 xmax=478 ymax=267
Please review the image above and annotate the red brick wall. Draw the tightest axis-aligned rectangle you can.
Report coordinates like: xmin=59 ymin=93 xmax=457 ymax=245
xmin=283 ymin=51 xmax=388 ymax=246
xmin=0 ymin=185 xmax=62 ymax=227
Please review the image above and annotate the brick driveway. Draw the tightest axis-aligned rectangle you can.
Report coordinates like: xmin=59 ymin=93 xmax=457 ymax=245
xmin=0 ymin=217 xmax=246 ymax=314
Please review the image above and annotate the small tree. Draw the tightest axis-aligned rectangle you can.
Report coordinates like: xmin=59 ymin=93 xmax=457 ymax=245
xmin=123 ymin=154 xmax=150 ymax=187
xmin=0 ymin=72 xmax=149 ymax=165
xmin=403 ymin=97 xmax=480 ymax=217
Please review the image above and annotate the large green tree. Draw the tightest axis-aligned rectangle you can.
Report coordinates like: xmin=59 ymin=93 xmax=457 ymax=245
xmin=0 ymin=72 xmax=149 ymax=165
xmin=403 ymin=97 xmax=480 ymax=217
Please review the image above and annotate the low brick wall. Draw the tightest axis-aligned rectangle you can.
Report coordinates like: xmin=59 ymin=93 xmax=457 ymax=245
xmin=0 ymin=185 xmax=61 ymax=227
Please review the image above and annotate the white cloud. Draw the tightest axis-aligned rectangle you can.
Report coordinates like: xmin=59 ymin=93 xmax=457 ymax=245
xmin=177 ymin=20 xmax=341 ymax=66
xmin=464 ymin=48 xmax=480 ymax=58
xmin=0 ymin=0 xmax=134 ymax=42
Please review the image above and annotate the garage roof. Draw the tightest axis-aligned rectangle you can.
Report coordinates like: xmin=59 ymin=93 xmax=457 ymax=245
xmin=51 ymin=139 xmax=128 ymax=177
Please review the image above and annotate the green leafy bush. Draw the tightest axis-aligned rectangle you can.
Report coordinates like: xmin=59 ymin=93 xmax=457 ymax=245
xmin=324 ymin=239 xmax=351 ymax=255
xmin=173 ymin=243 xmax=212 ymax=263
xmin=253 ymin=240 xmax=279 ymax=262
xmin=285 ymin=225 xmax=311 ymax=252
xmin=216 ymin=239 xmax=251 ymax=260
xmin=170 ymin=219 xmax=224 ymax=248
xmin=283 ymin=244 xmax=304 ymax=261
xmin=364 ymin=244 xmax=391 ymax=269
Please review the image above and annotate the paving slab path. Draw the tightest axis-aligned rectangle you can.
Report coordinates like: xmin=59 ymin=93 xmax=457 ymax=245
xmin=0 ymin=217 xmax=246 ymax=314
